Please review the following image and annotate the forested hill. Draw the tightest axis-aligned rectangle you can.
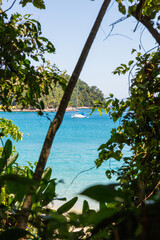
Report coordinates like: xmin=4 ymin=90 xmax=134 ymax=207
xmin=42 ymin=77 xmax=104 ymax=108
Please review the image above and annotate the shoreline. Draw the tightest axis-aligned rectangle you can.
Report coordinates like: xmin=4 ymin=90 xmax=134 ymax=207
xmin=0 ymin=106 xmax=92 ymax=113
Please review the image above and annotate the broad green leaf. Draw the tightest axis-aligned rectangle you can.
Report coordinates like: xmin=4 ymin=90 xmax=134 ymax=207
xmin=38 ymin=168 xmax=52 ymax=194
xmin=57 ymin=197 xmax=78 ymax=214
xmin=2 ymin=139 xmax=12 ymax=160
xmin=6 ymin=153 xmax=18 ymax=167
xmin=118 ymin=3 xmax=126 ymax=14
xmin=42 ymin=167 xmax=52 ymax=181
xmin=80 ymin=184 xmax=124 ymax=203
xmin=0 ymin=157 xmax=6 ymax=173
xmin=24 ymin=59 xmax=30 ymax=65
xmin=106 ymin=170 xmax=112 ymax=179
xmin=131 ymin=48 xmax=136 ymax=54
xmin=128 ymin=60 xmax=134 ymax=66
xmin=33 ymin=0 xmax=45 ymax=9
xmin=0 ymin=174 xmax=36 ymax=202
xmin=82 ymin=200 xmax=90 ymax=213
xmin=40 ymin=100 xmax=44 ymax=110
xmin=3 ymin=153 xmax=19 ymax=171
xmin=86 ymin=208 xmax=117 ymax=226
xmin=41 ymin=179 xmax=56 ymax=206
xmin=0 ymin=140 xmax=12 ymax=172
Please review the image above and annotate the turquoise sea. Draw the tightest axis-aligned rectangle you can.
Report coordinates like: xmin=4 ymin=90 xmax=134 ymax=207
xmin=1 ymin=109 xmax=123 ymax=210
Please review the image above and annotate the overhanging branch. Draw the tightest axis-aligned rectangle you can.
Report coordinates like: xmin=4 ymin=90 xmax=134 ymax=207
xmin=132 ymin=12 xmax=160 ymax=45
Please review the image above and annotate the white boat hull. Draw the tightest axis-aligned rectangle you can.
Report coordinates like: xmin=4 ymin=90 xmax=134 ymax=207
xmin=71 ymin=113 xmax=86 ymax=119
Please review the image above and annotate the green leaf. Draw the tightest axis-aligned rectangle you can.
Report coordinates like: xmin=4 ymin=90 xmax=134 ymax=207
xmin=131 ymin=48 xmax=136 ymax=54
xmin=33 ymin=0 xmax=45 ymax=9
xmin=20 ymin=0 xmax=32 ymax=7
xmin=5 ymin=153 xmax=19 ymax=169
xmin=42 ymin=167 xmax=52 ymax=181
xmin=41 ymin=179 xmax=56 ymax=206
xmin=0 ymin=140 xmax=13 ymax=172
xmin=57 ymin=197 xmax=78 ymax=214
xmin=38 ymin=111 xmax=43 ymax=116
xmin=3 ymin=139 xmax=12 ymax=160
xmin=106 ymin=170 xmax=112 ymax=179
xmin=80 ymin=184 xmax=125 ymax=203
xmin=40 ymin=100 xmax=44 ymax=110
xmin=128 ymin=60 xmax=134 ymax=66
xmin=24 ymin=59 xmax=30 ymax=65
xmin=0 ymin=174 xmax=36 ymax=202
xmin=98 ymin=107 xmax=103 ymax=116
xmin=118 ymin=3 xmax=126 ymax=14
xmin=82 ymin=200 xmax=90 ymax=213
xmin=87 ymin=208 xmax=117 ymax=226
xmin=38 ymin=168 xmax=52 ymax=194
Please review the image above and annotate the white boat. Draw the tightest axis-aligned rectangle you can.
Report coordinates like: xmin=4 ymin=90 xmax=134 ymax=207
xmin=71 ymin=112 xmax=86 ymax=119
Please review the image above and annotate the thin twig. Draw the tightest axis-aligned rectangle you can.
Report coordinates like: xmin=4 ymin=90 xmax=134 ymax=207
xmin=62 ymin=166 xmax=96 ymax=196
xmin=133 ymin=21 xmax=140 ymax=32
xmin=103 ymin=24 xmax=114 ymax=40
xmin=100 ymin=26 xmax=108 ymax=39
xmin=106 ymin=0 xmax=115 ymax=13
xmin=140 ymin=27 xmax=146 ymax=52
xmin=109 ymin=16 xmax=128 ymax=27
xmin=0 ymin=0 xmax=17 ymax=14
xmin=103 ymin=16 xmax=128 ymax=41
xmin=109 ymin=33 xmax=133 ymax=40
xmin=137 ymin=180 xmax=160 ymax=207
xmin=70 ymin=166 xmax=96 ymax=185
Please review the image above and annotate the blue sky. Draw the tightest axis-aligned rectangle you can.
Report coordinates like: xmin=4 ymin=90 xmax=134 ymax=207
xmin=2 ymin=0 xmax=156 ymax=98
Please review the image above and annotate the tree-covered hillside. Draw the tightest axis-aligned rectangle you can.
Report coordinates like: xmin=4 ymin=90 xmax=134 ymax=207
xmin=42 ymin=75 xmax=104 ymax=108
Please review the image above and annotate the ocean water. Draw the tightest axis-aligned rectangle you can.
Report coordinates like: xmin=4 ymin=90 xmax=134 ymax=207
xmin=0 ymin=109 xmax=123 ymax=210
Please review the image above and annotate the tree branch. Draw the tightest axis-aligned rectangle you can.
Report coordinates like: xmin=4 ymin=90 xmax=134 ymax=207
xmin=131 ymin=0 xmax=160 ymax=45
xmin=137 ymin=180 xmax=160 ymax=207
xmin=0 ymin=0 xmax=17 ymax=14
xmin=132 ymin=13 xmax=160 ymax=45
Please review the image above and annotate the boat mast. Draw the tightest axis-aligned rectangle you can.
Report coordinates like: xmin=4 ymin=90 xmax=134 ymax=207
xmin=76 ymin=81 xmax=78 ymax=109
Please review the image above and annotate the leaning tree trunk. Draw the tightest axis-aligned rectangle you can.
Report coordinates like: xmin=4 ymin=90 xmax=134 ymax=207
xmin=16 ymin=0 xmax=111 ymax=229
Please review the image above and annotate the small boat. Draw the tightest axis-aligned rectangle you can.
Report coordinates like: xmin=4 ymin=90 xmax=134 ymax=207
xmin=71 ymin=112 xmax=86 ymax=119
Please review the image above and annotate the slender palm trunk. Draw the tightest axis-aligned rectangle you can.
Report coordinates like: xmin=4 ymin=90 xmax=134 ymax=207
xmin=16 ymin=0 xmax=111 ymax=229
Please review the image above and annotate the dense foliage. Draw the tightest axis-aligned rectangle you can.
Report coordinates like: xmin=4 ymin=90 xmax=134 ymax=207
xmin=0 ymin=0 xmax=160 ymax=239
xmin=95 ymin=47 xmax=160 ymax=199
xmin=0 ymin=12 xmax=65 ymax=113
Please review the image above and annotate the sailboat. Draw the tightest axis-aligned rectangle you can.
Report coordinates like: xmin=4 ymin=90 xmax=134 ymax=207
xmin=71 ymin=82 xmax=87 ymax=119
